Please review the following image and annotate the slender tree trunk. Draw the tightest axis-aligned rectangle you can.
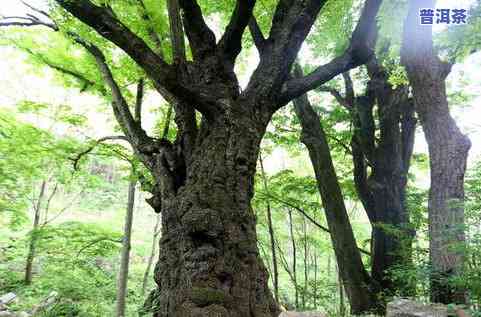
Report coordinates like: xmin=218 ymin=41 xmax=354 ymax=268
xmin=259 ymin=153 xmax=279 ymax=302
xmin=302 ymin=218 xmax=308 ymax=309
xmin=327 ymin=254 xmax=331 ymax=278
xmin=116 ymin=179 xmax=136 ymax=317
xmin=25 ymin=180 xmax=46 ymax=285
xmin=141 ymin=214 xmax=161 ymax=296
xmin=292 ymin=76 xmax=380 ymax=314
xmin=312 ymin=253 xmax=318 ymax=308
xmin=401 ymin=0 xmax=470 ymax=304
xmin=287 ymin=209 xmax=299 ymax=309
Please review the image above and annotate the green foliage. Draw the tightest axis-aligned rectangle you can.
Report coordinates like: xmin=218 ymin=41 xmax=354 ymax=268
xmin=308 ymin=0 xmax=354 ymax=56
xmin=437 ymin=2 xmax=481 ymax=62
xmin=0 ymin=109 xmax=63 ymax=226
xmin=0 ymin=221 xmax=121 ymax=316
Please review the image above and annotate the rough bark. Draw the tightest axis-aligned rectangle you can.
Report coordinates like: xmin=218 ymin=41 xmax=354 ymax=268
xmin=148 ymin=112 xmax=279 ymax=317
xmin=115 ymin=179 xmax=136 ymax=317
xmin=25 ymin=180 xmax=46 ymax=285
xmin=292 ymin=75 xmax=380 ymax=314
xmin=401 ymin=0 xmax=470 ymax=304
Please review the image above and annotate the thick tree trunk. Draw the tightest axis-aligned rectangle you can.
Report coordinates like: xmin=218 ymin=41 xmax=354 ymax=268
xmin=150 ymin=114 xmax=279 ymax=317
xmin=401 ymin=0 xmax=470 ymax=304
xmin=115 ymin=179 xmax=136 ymax=317
xmin=293 ymin=91 xmax=380 ymax=314
xmin=25 ymin=180 xmax=46 ymax=285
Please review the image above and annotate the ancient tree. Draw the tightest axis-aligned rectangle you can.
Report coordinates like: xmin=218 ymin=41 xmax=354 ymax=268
xmin=401 ymin=0 xmax=471 ymax=304
xmin=3 ymin=0 xmax=382 ymax=315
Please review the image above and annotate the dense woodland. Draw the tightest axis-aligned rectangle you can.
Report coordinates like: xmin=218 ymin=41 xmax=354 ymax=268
xmin=0 ymin=0 xmax=481 ymax=316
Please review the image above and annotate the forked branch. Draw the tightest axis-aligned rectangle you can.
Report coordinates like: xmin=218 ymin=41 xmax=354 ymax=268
xmin=218 ymin=0 xmax=256 ymax=67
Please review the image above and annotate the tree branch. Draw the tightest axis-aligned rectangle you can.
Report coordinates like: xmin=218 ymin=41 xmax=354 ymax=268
xmin=244 ymin=0 xmax=328 ymax=108
xmin=342 ymin=72 xmax=355 ymax=106
xmin=70 ymin=136 xmax=129 ymax=170
xmin=76 ymin=237 xmax=123 ymax=258
xmin=178 ymin=0 xmax=216 ymax=60
xmin=137 ymin=0 xmax=164 ymax=55
xmin=83 ymin=43 xmax=152 ymax=148
xmin=1 ymin=9 xmax=160 ymax=150
xmin=43 ymin=190 xmax=85 ymax=225
xmin=135 ymin=79 xmax=144 ymax=123
xmin=54 ymin=0 xmax=174 ymax=90
xmin=20 ymin=45 xmax=103 ymax=93
xmin=351 ymin=137 xmax=376 ymax=223
xmin=260 ymin=192 xmax=329 ymax=233
xmin=0 ymin=16 xmax=57 ymax=29
xmin=317 ymin=86 xmax=349 ymax=108
xmin=20 ymin=0 xmax=51 ymax=19
xmin=167 ymin=0 xmax=186 ymax=63
xmin=280 ymin=0 xmax=382 ymax=103
xmin=218 ymin=0 xmax=256 ymax=67
xmin=248 ymin=16 xmax=265 ymax=52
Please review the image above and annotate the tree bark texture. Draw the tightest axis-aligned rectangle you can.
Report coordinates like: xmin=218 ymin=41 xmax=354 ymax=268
xmin=401 ymin=0 xmax=470 ymax=304
xmin=147 ymin=112 xmax=279 ymax=317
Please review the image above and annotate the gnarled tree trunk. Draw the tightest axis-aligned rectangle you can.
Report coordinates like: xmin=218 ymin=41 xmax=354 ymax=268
xmin=149 ymin=113 xmax=279 ymax=317
xmin=401 ymin=0 xmax=470 ymax=304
